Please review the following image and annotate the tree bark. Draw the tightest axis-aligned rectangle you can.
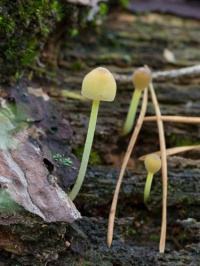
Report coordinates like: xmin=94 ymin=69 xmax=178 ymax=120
xmin=76 ymin=157 xmax=200 ymax=212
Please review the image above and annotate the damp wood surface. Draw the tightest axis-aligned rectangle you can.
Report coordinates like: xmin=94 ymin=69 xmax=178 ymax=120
xmin=53 ymin=11 xmax=200 ymax=162
xmin=0 ymin=8 xmax=200 ymax=266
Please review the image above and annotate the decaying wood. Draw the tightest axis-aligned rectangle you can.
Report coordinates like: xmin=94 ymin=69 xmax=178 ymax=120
xmin=0 ymin=214 xmax=199 ymax=265
xmin=108 ymin=89 xmax=148 ymax=248
xmin=76 ymin=156 xmax=200 ymax=210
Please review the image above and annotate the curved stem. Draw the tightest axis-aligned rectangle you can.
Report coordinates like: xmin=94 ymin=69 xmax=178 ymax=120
xmin=69 ymin=100 xmax=100 ymax=201
xmin=120 ymin=88 xmax=142 ymax=136
xmin=149 ymin=83 xmax=167 ymax=253
xmin=144 ymin=172 xmax=154 ymax=205
xmin=107 ymin=89 xmax=148 ymax=248
xmin=139 ymin=145 xmax=200 ymax=161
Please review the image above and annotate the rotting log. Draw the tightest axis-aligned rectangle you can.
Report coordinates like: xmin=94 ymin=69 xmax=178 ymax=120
xmin=76 ymin=157 xmax=200 ymax=212
xmin=0 ymin=214 xmax=199 ymax=265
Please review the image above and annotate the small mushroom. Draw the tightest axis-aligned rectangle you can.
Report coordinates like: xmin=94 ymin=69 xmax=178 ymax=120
xmin=144 ymin=153 xmax=161 ymax=205
xmin=69 ymin=67 xmax=117 ymax=201
xmin=120 ymin=66 xmax=152 ymax=136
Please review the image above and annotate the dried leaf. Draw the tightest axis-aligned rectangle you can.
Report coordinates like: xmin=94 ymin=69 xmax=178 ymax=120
xmin=163 ymin=48 xmax=176 ymax=63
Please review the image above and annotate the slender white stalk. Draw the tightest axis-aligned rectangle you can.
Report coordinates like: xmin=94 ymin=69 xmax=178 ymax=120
xmin=144 ymin=172 xmax=154 ymax=205
xmin=69 ymin=100 xmax=100 ymax=201
xmin=120 ymin=89 xmax=142 ymax=136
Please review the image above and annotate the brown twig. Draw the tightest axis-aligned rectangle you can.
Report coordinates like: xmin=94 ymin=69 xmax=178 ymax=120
xmin=144 ymin=116 xmax=200 ymax=123
xmin=149 ymin=83 xmax=167 ymax=253
xmin=107 ymin=88 xmax=148 ymax=248
xmin=139 ymin=145 xmax=200 ymax=160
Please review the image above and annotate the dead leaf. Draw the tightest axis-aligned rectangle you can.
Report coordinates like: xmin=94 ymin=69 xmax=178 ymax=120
xmin=163 ymin=48 xmax=176 ymax=63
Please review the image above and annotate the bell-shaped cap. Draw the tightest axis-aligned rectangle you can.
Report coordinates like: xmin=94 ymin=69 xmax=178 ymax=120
xmin=81 ymin=67 xmax=117 ymax=101
xmin=145 ymin=154 xmax=161 ymax=174
xmin=132 ymin=67 xmax=152 ymax=90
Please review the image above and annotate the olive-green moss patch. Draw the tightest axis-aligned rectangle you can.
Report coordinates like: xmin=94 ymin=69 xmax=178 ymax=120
xmin=75 ymin=146 xmax=101 ymax=166
xmin=0 ymin=0 xmax=62 ymax=83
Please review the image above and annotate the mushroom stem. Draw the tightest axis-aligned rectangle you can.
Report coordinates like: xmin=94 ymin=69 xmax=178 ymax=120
xmin=69 ymin=100 xmax=100 ymax=201
xmin=120 ymin=88 xmax=141 ymax=136
xmin=144 ymin=172 xmax=154 ymax=205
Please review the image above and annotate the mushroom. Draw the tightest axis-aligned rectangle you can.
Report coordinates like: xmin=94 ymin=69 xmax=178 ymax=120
xmin=120 ymin=66 xmax=152 ymax=136
xmin=69 ymin=67 xmax=117 ymax=201
xmin=144 ymin=153 xmax=161 ymax=204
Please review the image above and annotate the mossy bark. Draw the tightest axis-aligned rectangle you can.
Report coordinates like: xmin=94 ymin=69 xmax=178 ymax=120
xmin=0 ymin=213 xmax=199 ymax=265
xmin=0 ymin=0 xmax=59 ymax=83
xmin=76 ymin=157 xmax=200 ymax=212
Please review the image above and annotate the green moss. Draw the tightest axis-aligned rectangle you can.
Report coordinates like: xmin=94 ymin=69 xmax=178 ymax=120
xmin=119 ymin=0 xmax=129 ymax=7
xmin=167 ymin=184 xmax=174 ymax=191
xmin=150 ymin=233 xmax=159 ymax=242
xmin=53 ymin=154 xmax=73 ymax=167
xmin=0 ymin=1 xmax=109 ymax=82
xmin=0 ymin=0 xmax=62 ymax=83
xmin=75 ymin=146 xmax=101 ymax=166
xmin=70 ymin=60 xmax=85 ymax=71
xmin=177 ymin=231 xmax=187 ymax=242
xmin=70 ymin=28 xmax=79 ymax=38
xmin=21 ymin=40 xmax=38 ymax=64
xmin=99 ymin=3 xmax=108 ymax=16
xmin=89 ymin=150 xmax=101 ymax=165
xmin=170 ymin=133 xmax=200 ymax=146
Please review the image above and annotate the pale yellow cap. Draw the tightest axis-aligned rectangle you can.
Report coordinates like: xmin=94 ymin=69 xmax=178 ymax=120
xmin=132 ymin=67 xmax=152 ymax=90
xmin=81 ymin=67 xmax=117 ymax=101
xmin=144 ymin=154 xmax=161 ymax=174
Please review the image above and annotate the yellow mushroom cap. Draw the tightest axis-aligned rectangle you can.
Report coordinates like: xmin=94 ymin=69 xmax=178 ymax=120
xmin=144 ymin=154 xmax=161 ymax=174
xmin=132 ymin=67 xmax=152 ymax=90
xmin=81 ymin=67 xmax=117 ymax=101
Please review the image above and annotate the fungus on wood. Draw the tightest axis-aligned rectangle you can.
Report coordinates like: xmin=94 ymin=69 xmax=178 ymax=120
xmin=120 ymin=66 xmax=152 ymax=136
xmin=69 ymin=67 xmax=117 ymax=201
xmin=144 ymin=153 xmax=161 ymax=205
